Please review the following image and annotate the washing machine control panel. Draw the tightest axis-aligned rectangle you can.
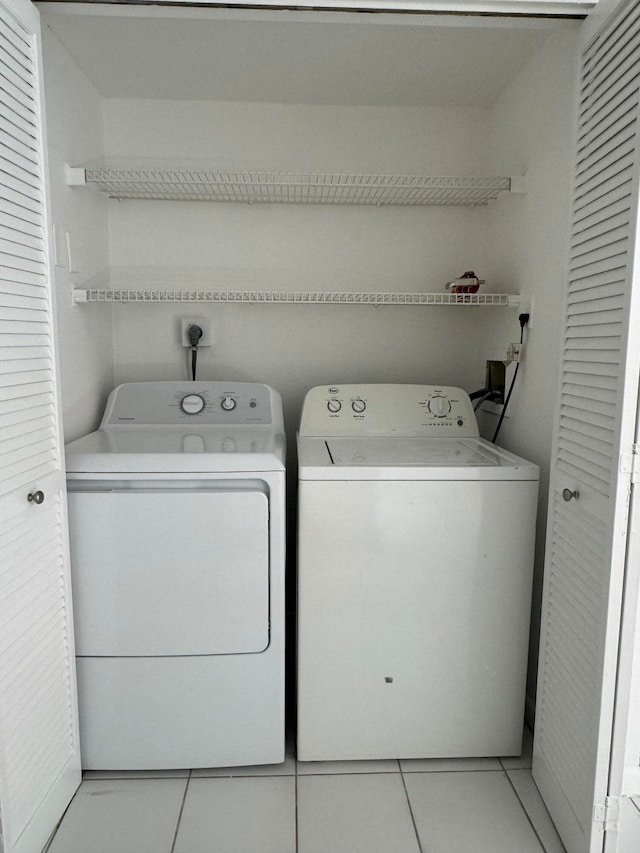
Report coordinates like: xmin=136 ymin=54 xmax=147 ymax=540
xmin=104 ymin=381 xmax=275 ymax=425
xmin=300 ymin=385 xmax=479 ymax=437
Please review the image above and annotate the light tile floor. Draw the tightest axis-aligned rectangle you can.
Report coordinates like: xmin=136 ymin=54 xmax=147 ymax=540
xmin=45 ymin=727 xmax=566 ymax=853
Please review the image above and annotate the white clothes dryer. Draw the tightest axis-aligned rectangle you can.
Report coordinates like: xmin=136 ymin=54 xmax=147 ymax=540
xmin=65 ymin=381 xmax=285 ymax=770
xmin=297 ymin=384 xmax=539 ymax=762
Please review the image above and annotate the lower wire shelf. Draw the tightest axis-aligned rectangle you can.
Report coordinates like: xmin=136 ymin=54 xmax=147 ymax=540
xmin=72 ymin=289 xmax=520 ymax=307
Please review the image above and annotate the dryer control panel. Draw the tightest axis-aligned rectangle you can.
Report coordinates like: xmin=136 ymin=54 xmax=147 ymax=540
xmin=299 ymin=384 xmax=479 ymax=437
xmin=103 ymin=381 xmax=278 ymax=426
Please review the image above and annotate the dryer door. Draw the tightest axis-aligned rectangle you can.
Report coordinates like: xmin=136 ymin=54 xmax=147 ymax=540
xmin=67 ymin=484 xmax=269 ymax=656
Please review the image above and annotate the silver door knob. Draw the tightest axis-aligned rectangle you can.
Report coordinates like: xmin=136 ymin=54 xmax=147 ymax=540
xmin=562 ymin=488 xmax=579 ymax=502
xmin=27 ymin=490 xmax=45 ymax=505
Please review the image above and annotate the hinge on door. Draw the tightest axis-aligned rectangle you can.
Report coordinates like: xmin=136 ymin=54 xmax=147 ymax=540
xmin=620 ymin=445 xmax=640 ymax=484
xmin=593 ymin=796 xmax=620 ymax=832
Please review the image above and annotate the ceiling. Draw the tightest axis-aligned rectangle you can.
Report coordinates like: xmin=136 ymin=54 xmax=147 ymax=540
xmin=39 ymin=4 xmax=575 ymax=107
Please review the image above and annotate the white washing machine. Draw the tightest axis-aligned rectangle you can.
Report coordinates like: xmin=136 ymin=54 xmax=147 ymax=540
xmin=65 ymin=381 xmax=285 ymax=770
xmin=297 ymin=384 xmax=539 ymax=762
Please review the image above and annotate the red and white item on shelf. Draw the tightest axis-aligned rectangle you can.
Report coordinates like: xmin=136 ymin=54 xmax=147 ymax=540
xmin=446 ymin=270 xmax=485 ymax=294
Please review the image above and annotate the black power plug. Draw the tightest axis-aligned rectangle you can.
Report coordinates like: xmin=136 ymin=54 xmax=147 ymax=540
xmin=188 ymin=325 xmax=203 ymax=380
xmin=188 ymin=324 xmax=203 ymax=348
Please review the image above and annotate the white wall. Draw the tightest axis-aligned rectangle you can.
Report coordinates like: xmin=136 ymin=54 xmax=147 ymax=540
xmin=484 ymin=26 xmax=581 ymax=716
xmin=102 ymin=100 xmax=513 ymax=439
xmin=41 ymin=22 xmax=114 ymax=442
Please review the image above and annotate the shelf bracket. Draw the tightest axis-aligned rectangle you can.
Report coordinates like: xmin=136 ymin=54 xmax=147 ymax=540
xmin=509 ymin=176 xmax=528 ymax=195
xmin=65 ymin=165 xmax=86 ymax=187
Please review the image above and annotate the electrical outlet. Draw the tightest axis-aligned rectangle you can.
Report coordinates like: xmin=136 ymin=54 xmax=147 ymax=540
xmin=506 ymin=342 xmax=523 ymax=362
xmin=181 ymin=317 xmax=212 ymax=347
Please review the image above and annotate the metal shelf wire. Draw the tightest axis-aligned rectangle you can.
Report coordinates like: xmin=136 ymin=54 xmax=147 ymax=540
xmin=71 ymin=167 xmax=514 ymax=206
xmin=72 ymin=289 xmax=519 ymax=307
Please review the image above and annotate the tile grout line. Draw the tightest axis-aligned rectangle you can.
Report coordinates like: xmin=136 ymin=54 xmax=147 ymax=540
xmin=399 ymin=761 xmax=425 ymax=853
xmin=401 ymin=767 xmax=504 ymax=775
xmin=504 ymin=769 xmax=549 ymax=853
xmin=169 ymin=770 xmax=192 ymax=853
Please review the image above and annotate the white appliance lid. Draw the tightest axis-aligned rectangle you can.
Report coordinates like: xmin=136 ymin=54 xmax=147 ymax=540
xmin=65 ymin=427 xmax=285 ymax=473
xmin=326 ymin=437 xmax=499 ymax=467
xmin=298 ymin=436 xmax=539 ymax=481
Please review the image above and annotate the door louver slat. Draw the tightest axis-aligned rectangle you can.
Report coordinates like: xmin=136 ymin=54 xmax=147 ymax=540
xmin=567 ymin=281 xmax=625 ymax=303
xmin=580 ymin=51 xmax=640 ymax=133
xmin=567 ymin=308 xmax=624 ymax=327
xmin=573 ymin=197 xmax=631 ymax=233
xmin=582 ymin=4 xmax=640 ymax=84
xmin=571 ymin=219 xmax=629 ymax=254
xmin=559 ymin=416 xmax=615 ymax=443
xmin=0 ymin=174 xmax=41 ymax=210
xmin=0 ymin=210 xmax=42 ymax=239
xmin=576 ymin=105 xmax=636 ymax=165
xmin=0 ymin=45 xmax=34 ymax=96
xmin=0 ymin=266 xmax=46 ymax=289
xmin=563 ymin=371 xmax=618 ymax=391
xmin=579 ymin=72 xmax=638 ymax=144
xmin=572 ymin=181 xmax=633 ymax=223
xmin=0 ymin=112 xmax=37 ymax=154
xmin=577 ymin=103 xmax=637 ymax=165
xmin=0 ymin=91 xmax=36 ymax=136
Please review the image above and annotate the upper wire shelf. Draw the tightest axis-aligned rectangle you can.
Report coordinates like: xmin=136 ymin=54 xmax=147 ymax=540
xmin=72 ymin=289 xmax=520 ymax=307
xmin=67 ymin=166 xmax=518 ymax=206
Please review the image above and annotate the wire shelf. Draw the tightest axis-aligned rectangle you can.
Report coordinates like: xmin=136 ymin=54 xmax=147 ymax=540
xmin=72 ymin=289 xmax=519 ymax=307
xmin=79 ymin=168 xmax=513 ymax=206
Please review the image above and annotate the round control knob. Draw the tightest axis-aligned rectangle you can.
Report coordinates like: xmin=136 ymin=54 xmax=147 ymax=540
xmin=327 ymin=399 xmax=342 ymax=413
xmin=181 ymin=394 xmax=205 ymax=415
xmin=221 ymin=396 xmax=237 ymax=411
xmin=429 ymin=396 xmax=451 ymax=417
xmin=352 ymin=399 xmax=366 ymax=414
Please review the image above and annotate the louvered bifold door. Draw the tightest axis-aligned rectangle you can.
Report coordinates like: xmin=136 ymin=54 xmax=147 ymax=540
xmin=0 ymin=0 xmax=81 ymax=851
xmin=533 ymin=2 xmax=640 ymax=853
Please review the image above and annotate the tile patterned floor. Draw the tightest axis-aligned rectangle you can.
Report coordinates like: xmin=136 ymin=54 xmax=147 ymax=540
xmin=46 ymin=727 xmax=566 ymax=853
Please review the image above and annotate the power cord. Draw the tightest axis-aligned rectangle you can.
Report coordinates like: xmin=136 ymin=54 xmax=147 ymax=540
xmin=492 ymin=313 xmax=529 ymax=444
xmin=188 ymin=324 xmax=203 ymax=381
